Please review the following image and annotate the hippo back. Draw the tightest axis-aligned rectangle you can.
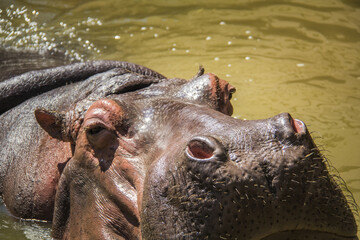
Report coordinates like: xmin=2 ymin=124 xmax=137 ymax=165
xmin=0 ymin=52 xmax=165 ymax=115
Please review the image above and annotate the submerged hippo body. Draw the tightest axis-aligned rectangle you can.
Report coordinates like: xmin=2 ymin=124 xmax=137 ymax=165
xmin=0 ymin=56 xmax=358 ymax=239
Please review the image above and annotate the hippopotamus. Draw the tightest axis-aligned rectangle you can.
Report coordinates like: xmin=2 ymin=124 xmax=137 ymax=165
xmin=0 ymin=53 xmax=358 ymax=239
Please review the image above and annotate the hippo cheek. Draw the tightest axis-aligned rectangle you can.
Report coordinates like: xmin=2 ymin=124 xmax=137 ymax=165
xmin=164 ymin=138 xmax=259 ymax=239
xmin=141 ymin=136 xmax=237 ymax=239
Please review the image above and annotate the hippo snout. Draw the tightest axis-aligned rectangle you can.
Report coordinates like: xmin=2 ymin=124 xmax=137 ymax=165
xmin=142 ymin=108 xmax=357 ymax=240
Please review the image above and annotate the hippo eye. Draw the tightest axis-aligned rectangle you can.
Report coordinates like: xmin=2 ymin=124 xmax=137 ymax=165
xmin=228 ymin=88 xmax=236 ymax=100
xmin=187 ymin=140 xmax=214 ymax=159
xmin=186 ymin=136 xmax=227 ymax=162
xmin=86 ymin=124 xmax=117 ymax=148
xmin=87 ymin=126 xmax=105 ymax=135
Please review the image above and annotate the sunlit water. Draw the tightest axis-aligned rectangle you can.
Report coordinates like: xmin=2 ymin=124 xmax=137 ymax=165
xmin=0 ymin=0 xmax=359 ymax=239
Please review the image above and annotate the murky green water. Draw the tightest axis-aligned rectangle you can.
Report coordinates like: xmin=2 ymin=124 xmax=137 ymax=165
xmin=1 ymin=0 xmax=359 ymax=239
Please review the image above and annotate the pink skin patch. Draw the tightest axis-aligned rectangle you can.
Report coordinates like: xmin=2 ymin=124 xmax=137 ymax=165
xmin=291 ymin=118 xmax=306 ymax=134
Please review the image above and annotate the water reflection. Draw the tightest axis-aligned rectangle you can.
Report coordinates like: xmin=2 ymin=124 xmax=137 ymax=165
xmin=0 ymin=4 xmax=102 ymax=61
xmin=0 ymin=202 xmax=51 ymax=240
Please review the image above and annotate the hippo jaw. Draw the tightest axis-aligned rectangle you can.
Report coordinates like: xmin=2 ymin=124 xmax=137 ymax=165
xmin=140 ymin=106 xmax=358 ymax=240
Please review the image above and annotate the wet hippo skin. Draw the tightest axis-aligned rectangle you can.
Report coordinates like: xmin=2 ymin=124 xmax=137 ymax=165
xmin=0 ymin=58 xmax=358 ymax=239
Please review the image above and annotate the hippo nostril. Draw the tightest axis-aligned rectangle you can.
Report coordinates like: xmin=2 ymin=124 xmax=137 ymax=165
xmin=291 ymin=118 xmax=306 ymax=134
xmin=274 ymin=113 xmax=308 ymax=138
xmin=185 ymin=136 xmax=226 ymax=161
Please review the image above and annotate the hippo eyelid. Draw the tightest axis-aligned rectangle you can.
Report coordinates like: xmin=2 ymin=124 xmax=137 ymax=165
xmin=85 ymin=121 xmax=110 ymax=136
xmin=86 ymin=125 xmax=105 ymax=135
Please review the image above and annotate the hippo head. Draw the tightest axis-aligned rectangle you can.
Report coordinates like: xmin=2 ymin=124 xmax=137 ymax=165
xmin=35 ymin=70 xmax=357 ymax=239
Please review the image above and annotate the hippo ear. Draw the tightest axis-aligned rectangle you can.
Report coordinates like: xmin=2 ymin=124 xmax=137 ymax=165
xmin=177 ymin=72 xmax=236 ymax=115
xmin=35 ymin=109 xmax=71 ymax=142
xmin=190 ymin=65 xmax=205 ymax=80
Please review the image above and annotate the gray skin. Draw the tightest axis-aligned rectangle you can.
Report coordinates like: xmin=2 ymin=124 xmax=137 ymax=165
xmin=0 ymin=52 xmax=358 ymax=239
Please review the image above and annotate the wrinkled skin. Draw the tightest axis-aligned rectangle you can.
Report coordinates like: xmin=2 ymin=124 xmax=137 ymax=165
xmin=0 ymin=51 xmax=358 ymax=239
